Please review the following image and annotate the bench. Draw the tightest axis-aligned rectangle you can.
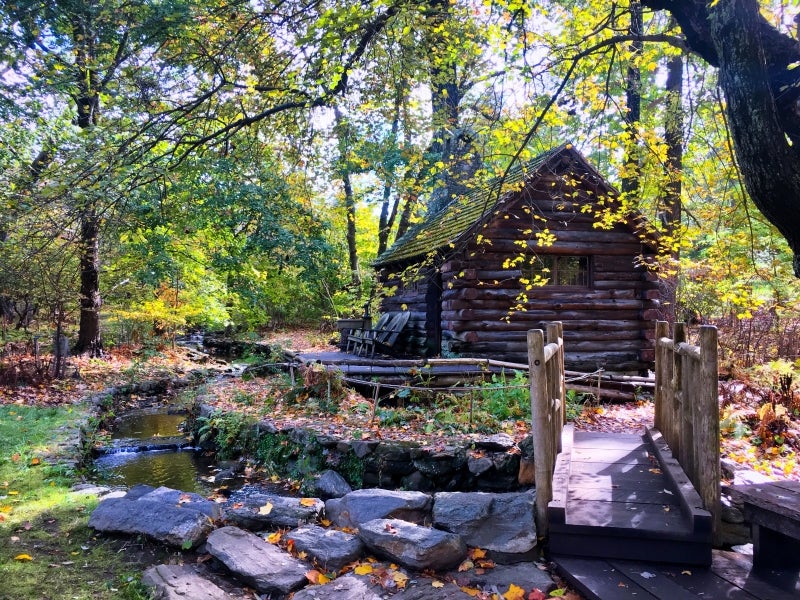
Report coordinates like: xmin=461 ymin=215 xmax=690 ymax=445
xmin=730 ymin=480 xmax=800 ymax=569
xmin=346 ymin=311 xmax=410 ymax=357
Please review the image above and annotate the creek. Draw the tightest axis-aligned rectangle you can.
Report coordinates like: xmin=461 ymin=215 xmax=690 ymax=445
xmin=92 ymin=408 xmax=221 ymax=495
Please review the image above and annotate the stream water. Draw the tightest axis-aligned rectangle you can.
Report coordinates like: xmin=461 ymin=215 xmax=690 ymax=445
xmin=92 ymin=409 xmax=219 ymax=495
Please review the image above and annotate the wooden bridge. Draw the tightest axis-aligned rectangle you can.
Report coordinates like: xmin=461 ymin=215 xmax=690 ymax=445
xmin=529 ymin=322 xmax=800 ymax=599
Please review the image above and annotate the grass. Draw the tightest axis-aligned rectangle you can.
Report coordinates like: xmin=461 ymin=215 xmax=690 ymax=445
xmin=0 ymin=403 xmax=165 ymax=600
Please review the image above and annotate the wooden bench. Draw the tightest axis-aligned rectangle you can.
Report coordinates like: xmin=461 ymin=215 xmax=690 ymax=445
xmin=730 ymin=480 xmax=800 ymax=569
xmin=346 ymin=311 xmax=409 ymax=357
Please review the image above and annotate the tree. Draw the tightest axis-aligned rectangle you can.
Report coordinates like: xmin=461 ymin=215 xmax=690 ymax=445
xmin=641 ymin=0 xmax=800 ymax=277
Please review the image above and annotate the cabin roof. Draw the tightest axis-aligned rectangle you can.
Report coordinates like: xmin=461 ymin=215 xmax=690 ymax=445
xmin=375 ymin=145 xmax=586 ymax=267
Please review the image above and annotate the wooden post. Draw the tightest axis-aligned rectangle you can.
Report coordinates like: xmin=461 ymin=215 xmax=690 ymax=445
xmin=528 ymin=329 xmax=553 ymax=538
xmin=547 ymin=322 xmax=565 ymax=450
xmin=675 ymin=323 xmax=692 ymax=474
xmin=696 ymin=325 xmax=720 ymax=544
xmin=654 ymin=321 xmax=669 ymax=433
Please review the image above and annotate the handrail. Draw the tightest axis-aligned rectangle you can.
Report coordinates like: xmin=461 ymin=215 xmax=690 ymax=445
xmin=654 ymin=321 xmax=720 ymax=545
xmin=528 ymin=322 xmax=565 ymax=538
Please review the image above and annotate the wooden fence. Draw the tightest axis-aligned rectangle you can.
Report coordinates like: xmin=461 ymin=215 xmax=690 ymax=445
xmin=528 ymin=322 xmax=566 ymax=537
xmin=654 ymin=321 xmax=720 ymax=543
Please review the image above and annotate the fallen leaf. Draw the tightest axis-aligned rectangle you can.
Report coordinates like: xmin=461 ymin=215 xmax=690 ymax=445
xmin=14 ymin=553 xmax=33 ymax=561
xmin=259 ymin=501 xmax=274 ymax=515
xmin=299 ymin=498 xmax=317 ymax=507
xmin=266 ymin=532 xmax=281 ymax=544
xmin=353 ymin=563 xmax=373 ymax=575
xmin=681 ymin=570 xmax=692 ymax=575
xmin=469 ymin=547 xmax=487 ymax=559
xmin=459 ymin=586 xmax=481 ymax=597
xmin=503 ymin=583 xmax=525 ymax=600
xmin=305 ymin=569 xmax=330 ymax=585
xmin=178 ymin=493 xmax=192 ymax=504
xmin=297 ymin=550 xmax=308 ymax=560
xmin=639 ymin=571 xmax=656 ymax=579
xmin=393 ymin=570 xmax=409 ymax=589
xmin=649 ymin=468 xmax=662 ymax=474
xmin=458 ymin=559 xmax=474 ymax=572
xmin=11 ymin=453 xmax=20 ymax=463
xmin=527 ymin=589 xmax=547 ymax=600
xmin=8 ymin=490 xmax=19 ymax=496
xmin=319 ymin=518 xmax=332 ymax=526
xmin=29 ymin=457 xmax=40 ymax=466
xmin=432 ymin=580 xmax=445 ymax=588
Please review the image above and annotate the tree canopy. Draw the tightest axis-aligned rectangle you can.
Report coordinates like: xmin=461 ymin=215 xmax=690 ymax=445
xmin=0 ymin=0 xmax=798 ymax=349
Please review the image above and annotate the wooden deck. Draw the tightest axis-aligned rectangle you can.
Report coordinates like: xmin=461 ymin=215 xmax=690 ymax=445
xmin=548 ymin=427 xmax=712 ymax=565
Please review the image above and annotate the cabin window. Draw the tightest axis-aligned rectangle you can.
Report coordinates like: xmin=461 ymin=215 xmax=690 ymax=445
xmin=529 ymin=255 xmax=590 ymax=287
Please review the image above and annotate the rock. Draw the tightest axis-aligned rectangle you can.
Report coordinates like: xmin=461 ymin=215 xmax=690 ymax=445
xmin=401 ymin=471 xmax=435 ymax=492
xmin=358 ymin=518 xmax=467 ymax=571
xmin=291 ymin=574 xmax=382 ymax=600
xmin=88 ymin=497 xmax=212 ymax=548
xmin=517 ymin=434 xmax=534 ymax=458
xmin=206 ymin=526 xmax=309 ymax=595
xmin=720 ymin=495 xmax=745 ymax=524
xmin=450 ymin=561 xmax=555 ymax=595
xmin=432 ymin=491 xmax=537 ymax=558
xmin=313 ymin=470 xmax=352 ymax=500
xmin=411 ymin=446 xmax=467 ymax=479
xmin=733 ymin=469 xmax=773 ymax=485
xmin=287 ymin=524 xmax=364 ymax=571
xmin=394 ymin=582 xmax=474 ymax=599
xmin=325 ymin=489 xmax=433 ymax=529
xmin=142 ymin=564 xmax=233 ymax=600
xmin=125 ymin=483 xmax=157 ymax=500
xmin=474 ymin=433 xmax=516 ymax=452
xmin=467 ymin=455 xmax=493 ymax=476
xmin=224 ymin=488 xmax=324 ymax=530
xmin=719 ymin=521 xmax=751 ymax=547
xmin=138 ymin=486 xmax=221 ymax=519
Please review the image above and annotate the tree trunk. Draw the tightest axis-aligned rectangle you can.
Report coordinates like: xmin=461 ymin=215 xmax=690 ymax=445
xmin=621 ymin=1 xmax=643 ymax=198
xmin=75 ymin=208 xmax=102 ymax=356
xmin=333 ymin=107 xmax=360 ymax=285
xmin=643 ymin=0 xmax=800 ymax=276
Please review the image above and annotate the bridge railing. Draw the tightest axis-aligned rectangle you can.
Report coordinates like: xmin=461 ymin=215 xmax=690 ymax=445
xmin=527 ymin=322 xmax=566 ymax=537
xmin=654 ymin=321 xmax=720 ymax=543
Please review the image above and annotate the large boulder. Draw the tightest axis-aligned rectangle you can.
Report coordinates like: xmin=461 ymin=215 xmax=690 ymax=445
xmin=206 ymin=526 xmax=309 ymax=595
xmin=325 ymin=489 xmax=432 ymax=529
xmin=432 ymin=491 xmax=537 ymax=559
xmin=137 ymin=486 xmax=221 ymax=519
xmin=141 ymin=564 xmax=233 ymax=600
xmin=312 ymin=469 xmax=352 ymax=500
xmin=287 ymin=524 xmax=364 ymax=571
xmin=88 ymin=497 xmax=212 ymax=548
xmin=357 ymin=519 xmax=467 ymax=571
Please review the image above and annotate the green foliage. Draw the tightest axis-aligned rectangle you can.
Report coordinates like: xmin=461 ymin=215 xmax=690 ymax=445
xmin=285 ymin=365 xmax=347 ymax=415
xmin=195 ymin=410 xmax=258 ymax=460
xmin=337 ymin=450 xmax=365 ymax=488
xmin=473 ymin=370 xmax=529 ymax=421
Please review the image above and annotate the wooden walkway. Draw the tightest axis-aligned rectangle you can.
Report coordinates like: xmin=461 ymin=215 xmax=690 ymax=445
xmin=548 ymin=427 xmax=800 ymax=599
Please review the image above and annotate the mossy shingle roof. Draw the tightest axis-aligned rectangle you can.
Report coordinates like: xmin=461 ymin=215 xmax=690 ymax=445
xmin=374 ymin=143 xmax=587 ymax=267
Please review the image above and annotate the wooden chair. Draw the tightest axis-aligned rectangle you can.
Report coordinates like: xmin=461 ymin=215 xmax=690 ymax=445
xmin=348 ymin=311 xmax=410 ymax=357
xmin=346 ymin=313 xmax=392 ymax=355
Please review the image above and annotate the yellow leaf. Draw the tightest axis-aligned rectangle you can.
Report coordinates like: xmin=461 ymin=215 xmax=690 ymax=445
xmin=460 ymin=586 xmax=481 ymax=597
xmin=297 ymin=550 xmax=308 ymax=559
xmin=266 ymin=532 xmax=281 ymax=544
xmin=432 ymin=580 xmax=445 ymax=588
xmin=393 ymin=571 xmax=409 ymax=589
xmin=29 ymin=457 xmax=40 ymax=466
xmin=8 ymin=490 xmax=19 ymax=496
xmin=299 ymin=498 xmax=317 ymax=507
xmin=320 ymin=518 xmax=332 ymax=527
xmin=354 ymin=563 xmax=373 ymax=575
xmin=259 ymin=502 xmax=274 ymax=515
xmin=0 ymin=506 xmax=12 ymax=513
xmin=14 ymin=554 xmax=33 ymax=561
xmin=503 ymin=583 xmax=525 ymax=600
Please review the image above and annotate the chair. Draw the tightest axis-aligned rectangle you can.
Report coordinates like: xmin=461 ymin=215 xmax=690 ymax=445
xmin=351 ymin=311 xmax=410 ymax=357
xmin=346 ymin=313 xmax=392 ymax=354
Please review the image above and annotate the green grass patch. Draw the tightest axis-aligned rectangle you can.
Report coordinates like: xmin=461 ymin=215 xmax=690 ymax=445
xmin=0 ymin=403 xmax=165 ymax=600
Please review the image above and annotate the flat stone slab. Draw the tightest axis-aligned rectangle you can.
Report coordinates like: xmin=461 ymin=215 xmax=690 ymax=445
xmin=358 ymin=518 xmax=467 ymax=571
xmin=142 ymin=564 xmax=233 ymax=600
xmin=224 ymin=489 xmax=324 ymax=530
xmin=449 ymin=561 xmax=556 ymax=595
xmin=138 ymin=486 xmax=221 ymax=518
xmin=206 ymin=526 xmax=309 ymax=595
xmin=287 ymin=524 xmax=364 ymax=571
xmin=291 ymin=574 xmax=382 ymax=600
xmin=88 ymin=497 xmax=212 ymax=548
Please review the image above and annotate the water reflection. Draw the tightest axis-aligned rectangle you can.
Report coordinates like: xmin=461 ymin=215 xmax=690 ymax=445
xmin=94 ymin=448 xmax=217 ymax=495
xmin=112 ymin=412 xmax=187 ymax=439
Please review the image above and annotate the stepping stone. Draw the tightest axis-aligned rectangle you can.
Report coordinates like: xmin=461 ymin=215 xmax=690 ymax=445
xmin=142 ymin=564 xmax=233 ymax=600
xmin=358 ymin=518 xmax=466 ymax=571
xmin=287 ymin=524 xmax=364 ymax=571
xmin=325 ymin=489 xmax=432 ymax=529
xmin=291 ymin=574 xmax=382 ymax=599
xmin=224 ymin=489 xmax=324 ymax=530
xmin=206 ymin=526 xmax=309 ymax=595
xmin=88 ymin=497 xmax=212 ymax=548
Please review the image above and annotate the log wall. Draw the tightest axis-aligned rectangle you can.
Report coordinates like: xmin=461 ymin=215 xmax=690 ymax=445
xmin=378 ymin=173 xmax=661 ymax=371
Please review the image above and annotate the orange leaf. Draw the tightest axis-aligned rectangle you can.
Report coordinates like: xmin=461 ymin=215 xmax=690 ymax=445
xmin=29 ymin=457 xmax=40 ymax=466
xmin=469 ymin=547 xmax=487 ymax=559
xmin=459 ymin=586 xmax=481 ymax=597
xmin=503 ymin=583 xmax=525 ymax=600
xmin=266 ymin=532 xmax=282 ymax=544
xmin=305 ymin=569 xmax=330 ymax=585
xmin=11 ymin=453 xmax=20 ymax=463
xmin=299 ymin=498 xmax=317 ymax=507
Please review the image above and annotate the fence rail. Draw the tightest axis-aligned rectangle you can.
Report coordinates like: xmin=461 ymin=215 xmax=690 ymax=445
xmin=654 ymin=321 xmax=720 ymax=543
xmin=528 ymin=322 xmax=566 ymax=537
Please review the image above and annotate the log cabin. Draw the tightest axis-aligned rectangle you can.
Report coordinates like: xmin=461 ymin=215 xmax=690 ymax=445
xmin=373 ymin=144 xmax=663 ymax=372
